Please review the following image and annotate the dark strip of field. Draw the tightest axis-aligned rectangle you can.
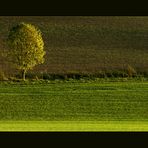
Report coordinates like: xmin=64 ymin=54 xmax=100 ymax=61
xmin=0 ymin=16 xmax=148 ymax=75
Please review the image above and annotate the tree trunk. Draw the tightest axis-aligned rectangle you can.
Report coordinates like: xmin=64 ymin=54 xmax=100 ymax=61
xmin=22 ymin=70 xmax=26 ymax=81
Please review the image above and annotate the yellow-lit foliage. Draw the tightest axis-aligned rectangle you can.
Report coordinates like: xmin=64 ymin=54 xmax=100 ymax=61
xmin=7 ymin=22 xmax=45 ymax=80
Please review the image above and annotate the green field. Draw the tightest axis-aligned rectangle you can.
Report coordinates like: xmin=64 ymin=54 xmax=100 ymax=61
xmin=0 ymin=80 xmax=148 ymax=131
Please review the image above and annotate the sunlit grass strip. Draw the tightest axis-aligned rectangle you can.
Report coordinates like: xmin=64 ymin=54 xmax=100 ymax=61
xmin=0 ymin=121 xmax=148 ymax=131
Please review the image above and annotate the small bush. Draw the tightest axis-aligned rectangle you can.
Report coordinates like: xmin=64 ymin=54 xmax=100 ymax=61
xmin=66 ymin=71 xmax=81 ymax=79
xmin=8 ymin=77 xmax=21 ymax=82
xmin=0 ymin=70 xmax=7 ymax=81
xmin=140 ymin=71 xmax=148 ymax=77
xmin=42 ymin=73 xmax=51 ymax=80
xmin=26 ymin=72 xmax=37 ymax=79
xmin=95 ymin=71 xmax=106 ymax=78
xmin=126 ymin=65 xmax=137 ymax=77
xmin=111 ymin=70 xmax=128 ymax=78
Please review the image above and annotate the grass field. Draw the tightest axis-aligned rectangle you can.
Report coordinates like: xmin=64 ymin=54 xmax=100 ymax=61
xmin=0 ymin=80 xmax=148 ymax=131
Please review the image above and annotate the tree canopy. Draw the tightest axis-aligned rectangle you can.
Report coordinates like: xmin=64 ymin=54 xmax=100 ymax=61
xmin=7 ymin=22 xmax=45 ymax=80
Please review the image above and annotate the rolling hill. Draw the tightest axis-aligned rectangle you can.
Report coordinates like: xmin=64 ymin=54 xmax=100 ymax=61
xmin=0 ymin=16 xmax=148 ymax=77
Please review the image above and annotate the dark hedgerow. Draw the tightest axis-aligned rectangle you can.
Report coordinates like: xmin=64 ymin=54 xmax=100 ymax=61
xmin=12 ymin=70 xmax=148 ymax=81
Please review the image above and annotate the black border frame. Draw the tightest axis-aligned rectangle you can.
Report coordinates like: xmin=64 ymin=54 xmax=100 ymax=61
xmin=0 ymin=0 xmax=148 ymax=146
xmin=1 ymin=0 xmax=148 ymax=16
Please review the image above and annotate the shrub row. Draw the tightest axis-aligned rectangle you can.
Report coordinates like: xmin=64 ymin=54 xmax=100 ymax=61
xmin=13 ymin=70 xmax=148 ymax=80
xmin=1 ymin=64 xmax=148 ymax=81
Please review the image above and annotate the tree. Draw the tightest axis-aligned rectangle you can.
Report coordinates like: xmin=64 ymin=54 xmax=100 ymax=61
xmin=7 ymin=22 xmax=45 ymax=80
